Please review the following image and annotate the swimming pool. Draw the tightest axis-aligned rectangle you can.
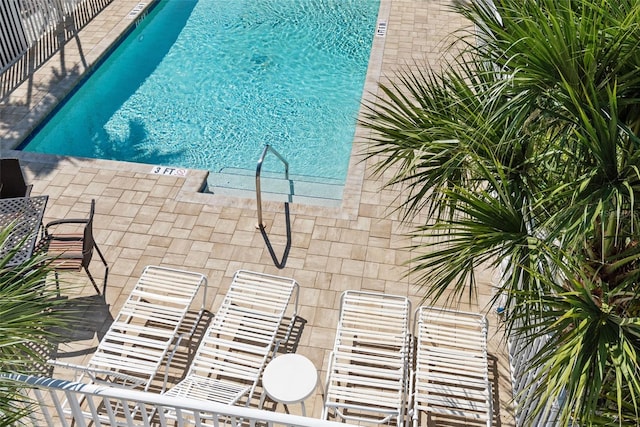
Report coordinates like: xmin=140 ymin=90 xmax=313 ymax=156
xmin=21 ymin=0 xmax=380 ymax=187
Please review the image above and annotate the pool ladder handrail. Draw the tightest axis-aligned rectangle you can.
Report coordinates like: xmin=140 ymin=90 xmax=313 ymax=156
xmin=256 ymin=144 xmax=289 ymax=229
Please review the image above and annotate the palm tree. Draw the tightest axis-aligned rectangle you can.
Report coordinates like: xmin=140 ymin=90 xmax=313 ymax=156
xmin=0 ymin=225 xmax=68 ymax=426
xmin=362 ymin=0 xmax=640 ymax=424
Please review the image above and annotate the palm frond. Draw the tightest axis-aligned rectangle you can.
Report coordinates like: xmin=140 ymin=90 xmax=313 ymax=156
xmin=0 ymin=225 xmax=71 ymax=426
xmin=362 ymin=0 xmax=640 ymax=423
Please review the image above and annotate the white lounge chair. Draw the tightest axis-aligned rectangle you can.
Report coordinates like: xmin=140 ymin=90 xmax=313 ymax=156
xmin=410 ymin=306 xmax=492 ymax=427
xmin=51 ymin=265 xmax=208 ymax=392
xmin=163 ymin=270 xmax=299 ymax=406
xmin=322 ymin=291 xmax=412 ymax=426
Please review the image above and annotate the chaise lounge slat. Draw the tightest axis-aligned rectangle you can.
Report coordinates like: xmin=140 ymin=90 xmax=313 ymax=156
xmin=411 ymin=306 xmax=492 ymax=427
xmin=163 ymin=270 xmax=299 ymax=410
xmin=322 ymin=290 xmax=411 ymax=427
xmin=50 ymin=265 xmax=207 ymax=392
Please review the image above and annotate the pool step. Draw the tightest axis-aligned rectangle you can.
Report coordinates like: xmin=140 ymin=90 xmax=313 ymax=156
xmin=206 ymin=168 xmax=344 ymax=207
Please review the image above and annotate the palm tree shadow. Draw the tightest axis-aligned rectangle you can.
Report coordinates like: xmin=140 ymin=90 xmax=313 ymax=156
xmin=6 ymin=0 xmax=197 ymax=182
xmin=0 ymin=0 xmax=114 ymax=102
xmin=93 ymin=117 xmax=184 ymax=166
xmin=48 ymin=294 xmax=114 ymax=359
xmin=260 ymin=202 xmax=291 ymax=269
xmin=21 ymin=294 xmax=113 ymax=376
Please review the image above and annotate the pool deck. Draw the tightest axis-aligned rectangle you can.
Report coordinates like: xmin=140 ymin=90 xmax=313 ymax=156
xmin=1 ymin=0 xmax=516 ymax=424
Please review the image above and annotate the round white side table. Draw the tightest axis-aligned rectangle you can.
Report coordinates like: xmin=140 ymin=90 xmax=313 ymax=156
xmin=261 ymin=353 xmax=318 ymax=416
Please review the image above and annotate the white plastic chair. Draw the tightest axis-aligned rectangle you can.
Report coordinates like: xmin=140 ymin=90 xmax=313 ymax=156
xmin=50 ymin=265 xmax=208 ymax=392
xmin=410 ymin=306 xmax=492 ymax=427
xmin=322 ymin=290 xmax=412 ymax=426
xmin=163 ymin=270 xmax=299 ymax=406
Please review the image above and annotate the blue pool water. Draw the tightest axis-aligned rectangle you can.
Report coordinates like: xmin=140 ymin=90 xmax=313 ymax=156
xmin=21 ymin=0 xmax=380 ymax=182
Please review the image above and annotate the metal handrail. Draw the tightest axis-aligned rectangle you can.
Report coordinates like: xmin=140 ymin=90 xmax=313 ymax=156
xmin=256 ymin=144 xmax=289 ymax=228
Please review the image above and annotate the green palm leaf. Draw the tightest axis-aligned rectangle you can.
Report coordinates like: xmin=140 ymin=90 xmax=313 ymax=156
xmin=0 ymin=225 xmax=70 ymax=426
xmin=363 ymin=0 xmax=640 ymax=424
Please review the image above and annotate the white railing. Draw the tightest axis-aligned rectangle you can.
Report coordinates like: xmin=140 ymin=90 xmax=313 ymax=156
xmin=507 ymin=329 xmax=561 ymax=426
xmin=9 ymin=374 xmax=349 ymax=427
xmin=1 ymin=0 xmax=114 ymax=99
xmin=0 ymin=0 xmax=80 ymax=71
xmin=0 ymin=0 xmax=29 ymax=70
xmin=497 ymin=259 xmax=562 ymax=426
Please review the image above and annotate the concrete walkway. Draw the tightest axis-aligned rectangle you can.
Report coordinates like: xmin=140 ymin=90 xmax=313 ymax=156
xmin=1 ymin=0 xmax=515 ymax=424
